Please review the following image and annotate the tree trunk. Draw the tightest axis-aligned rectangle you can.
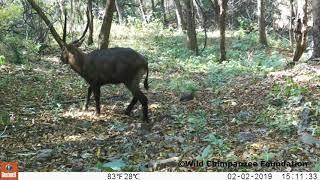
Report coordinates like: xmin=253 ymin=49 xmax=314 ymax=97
xmin=289 ymin=0 xmax=295 ymax=51
xmin=87 ymin=0 xmax=94 ymax=45
xmin=195 ymin=0 xmax=208 ymax=51
xmin=311 ymin=0 xmax=320 ymax=59
xmin=161 ymin=0 xmax=168 ymax=27
xmin=62 ymin=8 xmax=67 ymax=43
xmin=293 ymin=0 xmax=308 ymax=62
xmin=174 ymin=0 xmax=186 ymax=30
xmin=193 ymin=0 xmax=204 ymax=25
xmin=218 ymin=0 xmax=228 ymax=62
xmin=210 ymin=0 xmax=220 ymax=28
xmin=138 ymin=0 xmax=147 ymax=23
xmin=70 ymin=0 xmax=76 ymax=40
xmin=151 ymin=0 xmax=155 ymax=13
xmin=183 ymin=0 xmax=198 ymax=54
xmin=257 ymin=0 xmax=268 ymax=46
xmin=115 ymin=0 xmax=123 ymax=25
xmin=99 ymin=0 xmax=115 ymax=49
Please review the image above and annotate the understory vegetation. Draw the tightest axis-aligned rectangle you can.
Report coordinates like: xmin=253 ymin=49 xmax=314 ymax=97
xmin=1 ymin=20 xmax=320 ymax=171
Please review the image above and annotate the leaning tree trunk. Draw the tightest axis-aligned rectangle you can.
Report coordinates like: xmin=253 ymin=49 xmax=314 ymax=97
xmin=183 ymin=0 xmax=199 ymax=55
xmin=138 ymin=0 xmax=147 ymax=23
xmin=218 ymin=0 xmax=228 ymax=62
xmin=293 ymin=0 xmax=308 ymax=62
xmin=257 ymin=0 xmax=268 ymax=46
xmin=174 ymin=0 xmax=187 ymax=30
xmin=99 ymin=0 xmax=115 ymax=49
xmin=311 ymin=0 xmax=320 ymax=59
xmin=26 ymin=0 xmax=64 ymax=48
xmin=87 ymin=0 xmax=94 ymax=45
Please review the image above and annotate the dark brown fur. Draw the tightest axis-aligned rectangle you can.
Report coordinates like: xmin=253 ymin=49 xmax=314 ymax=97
xmin=61 ymin=45 xmax=149 ymax=122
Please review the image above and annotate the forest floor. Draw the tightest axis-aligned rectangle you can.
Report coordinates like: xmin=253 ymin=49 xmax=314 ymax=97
xmin=1 ymin=26 xmax=320 ymax=171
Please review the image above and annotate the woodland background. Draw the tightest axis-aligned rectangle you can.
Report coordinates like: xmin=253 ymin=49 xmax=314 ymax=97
xmin=0 ymin=0 xmax=319 ymax=172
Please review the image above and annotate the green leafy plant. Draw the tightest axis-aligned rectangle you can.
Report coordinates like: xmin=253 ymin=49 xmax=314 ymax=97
xmin=187 ymin=111 xmax=207 ymax=134
xmin=256 ymin=106 xmax=298 ymax=135
xmin=202 ymin=133 xmax=229 ymax=156
xmin=0 ymin=112 xmax=10 ymax=127
xmin=313 ymin=162 xmax=320 ymax=172
xmin=169 ymin=77 xmax=199 ymax=93
xmin=173 ymin=113 xmax=186 ymax=128
xmin=0 ymin=55 xmax=5 ymax=65
xmin=272 ymin=78 xmax=307 ymax=98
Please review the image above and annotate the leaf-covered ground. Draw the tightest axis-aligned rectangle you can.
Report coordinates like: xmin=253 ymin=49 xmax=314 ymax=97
xmin=1 ymin=25 xmax=320 ymax=171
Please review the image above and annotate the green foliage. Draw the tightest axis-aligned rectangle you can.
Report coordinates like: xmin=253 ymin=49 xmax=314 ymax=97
xmin=272 ymin=78 xmax=307 ymax=98
xmin=260 ymin=152 xmax=275 ymax=161
xmin=0 ymin=3 xmax=40 ymax=64
xmin=203 ymin=133 xmax=229 ymax=155
xmin=197 ymin=133 xmax=229 ymax=165
xmin=208 ymin=61 xmax=251 ymax=87
xmin=0 ymin=112 xmax=10 ymax=127
xmin=314 ymin=126 xmax=320 ymax=137
xmin=269 ymin=33 xmax=291 ymax=49
xmin=197 ymin=145 xmax=214 ymax=163
xmin=0 ymin=55 xmax=5 ymax=65
xmin=257 ymin=79 xmax=309 ymax=135
xmin=169 ymin=77 xmax=199 ymax=93
xmin=237 ymin=17 xmax=256 ymax=32
xmin=173 ymin=113 xmax=186 ymax=128
xmin=314 ymin=162 xmax=320 ymax=172
xmin=187 ymin=111 xmax=207 ymax=134
xmin=208 ymin=31 xmax=285 ymax=88
xmin=0 ymin=5 xmax=22 ymax=29
xmin=96 ymin=162 xmax=114 ymax=172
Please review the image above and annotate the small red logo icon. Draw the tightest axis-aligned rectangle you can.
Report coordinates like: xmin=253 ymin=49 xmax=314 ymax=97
xmin=0 ymin=162 xmax=18 ymax=180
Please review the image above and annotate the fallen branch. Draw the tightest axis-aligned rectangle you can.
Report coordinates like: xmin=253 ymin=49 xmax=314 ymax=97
xmin=148 ymin=146 xmax=198 ymax=170
xmin=148 ymin=157 xmax=180 ymax=170
xmin=0 ymin=126 xmax=8 ymax=138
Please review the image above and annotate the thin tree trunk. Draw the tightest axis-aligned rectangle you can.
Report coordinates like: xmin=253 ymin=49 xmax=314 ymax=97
xmin=87 ymin=0 xmax=94 ymax=45
xmin=115 ymin=0 xmax=123 ymax=25
xmin=193 ymin=0 xmax=204 ymax=25
xmin=161 ymin=0 xmax=168 ymax=27
xmin=151 ymin=0 xmax=155 ymax=13
xmin=70 ymin=0 xmax=76 ymax=40
xmin=174 ymin=0 xmax=186 ymax=30
xmin=311 ymin=0 xmax=320 ymax=59
xmin=99 ymin=0 xmax=115 ymax=49
xmin=289 ymin=0 xmax=295 ymax=51
xmin=258 ymin=0 xmax=268 ymax=45
xmin=218 ymin=0 xmax=228 ymax=62
xmin=138 ymin=0 xmax=147 ymax=23
xmin=293 ymin=0 xmax=308 ymax=62
xmin=195 ymin=0 xmax=208 ymax=52
xmin=183 ymin=0 xmax=198 ymax=54
xmin=210 ymin=0 xmax=220 ymax=28
xmin=62 ymin=8 xmax=67 ymax=43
